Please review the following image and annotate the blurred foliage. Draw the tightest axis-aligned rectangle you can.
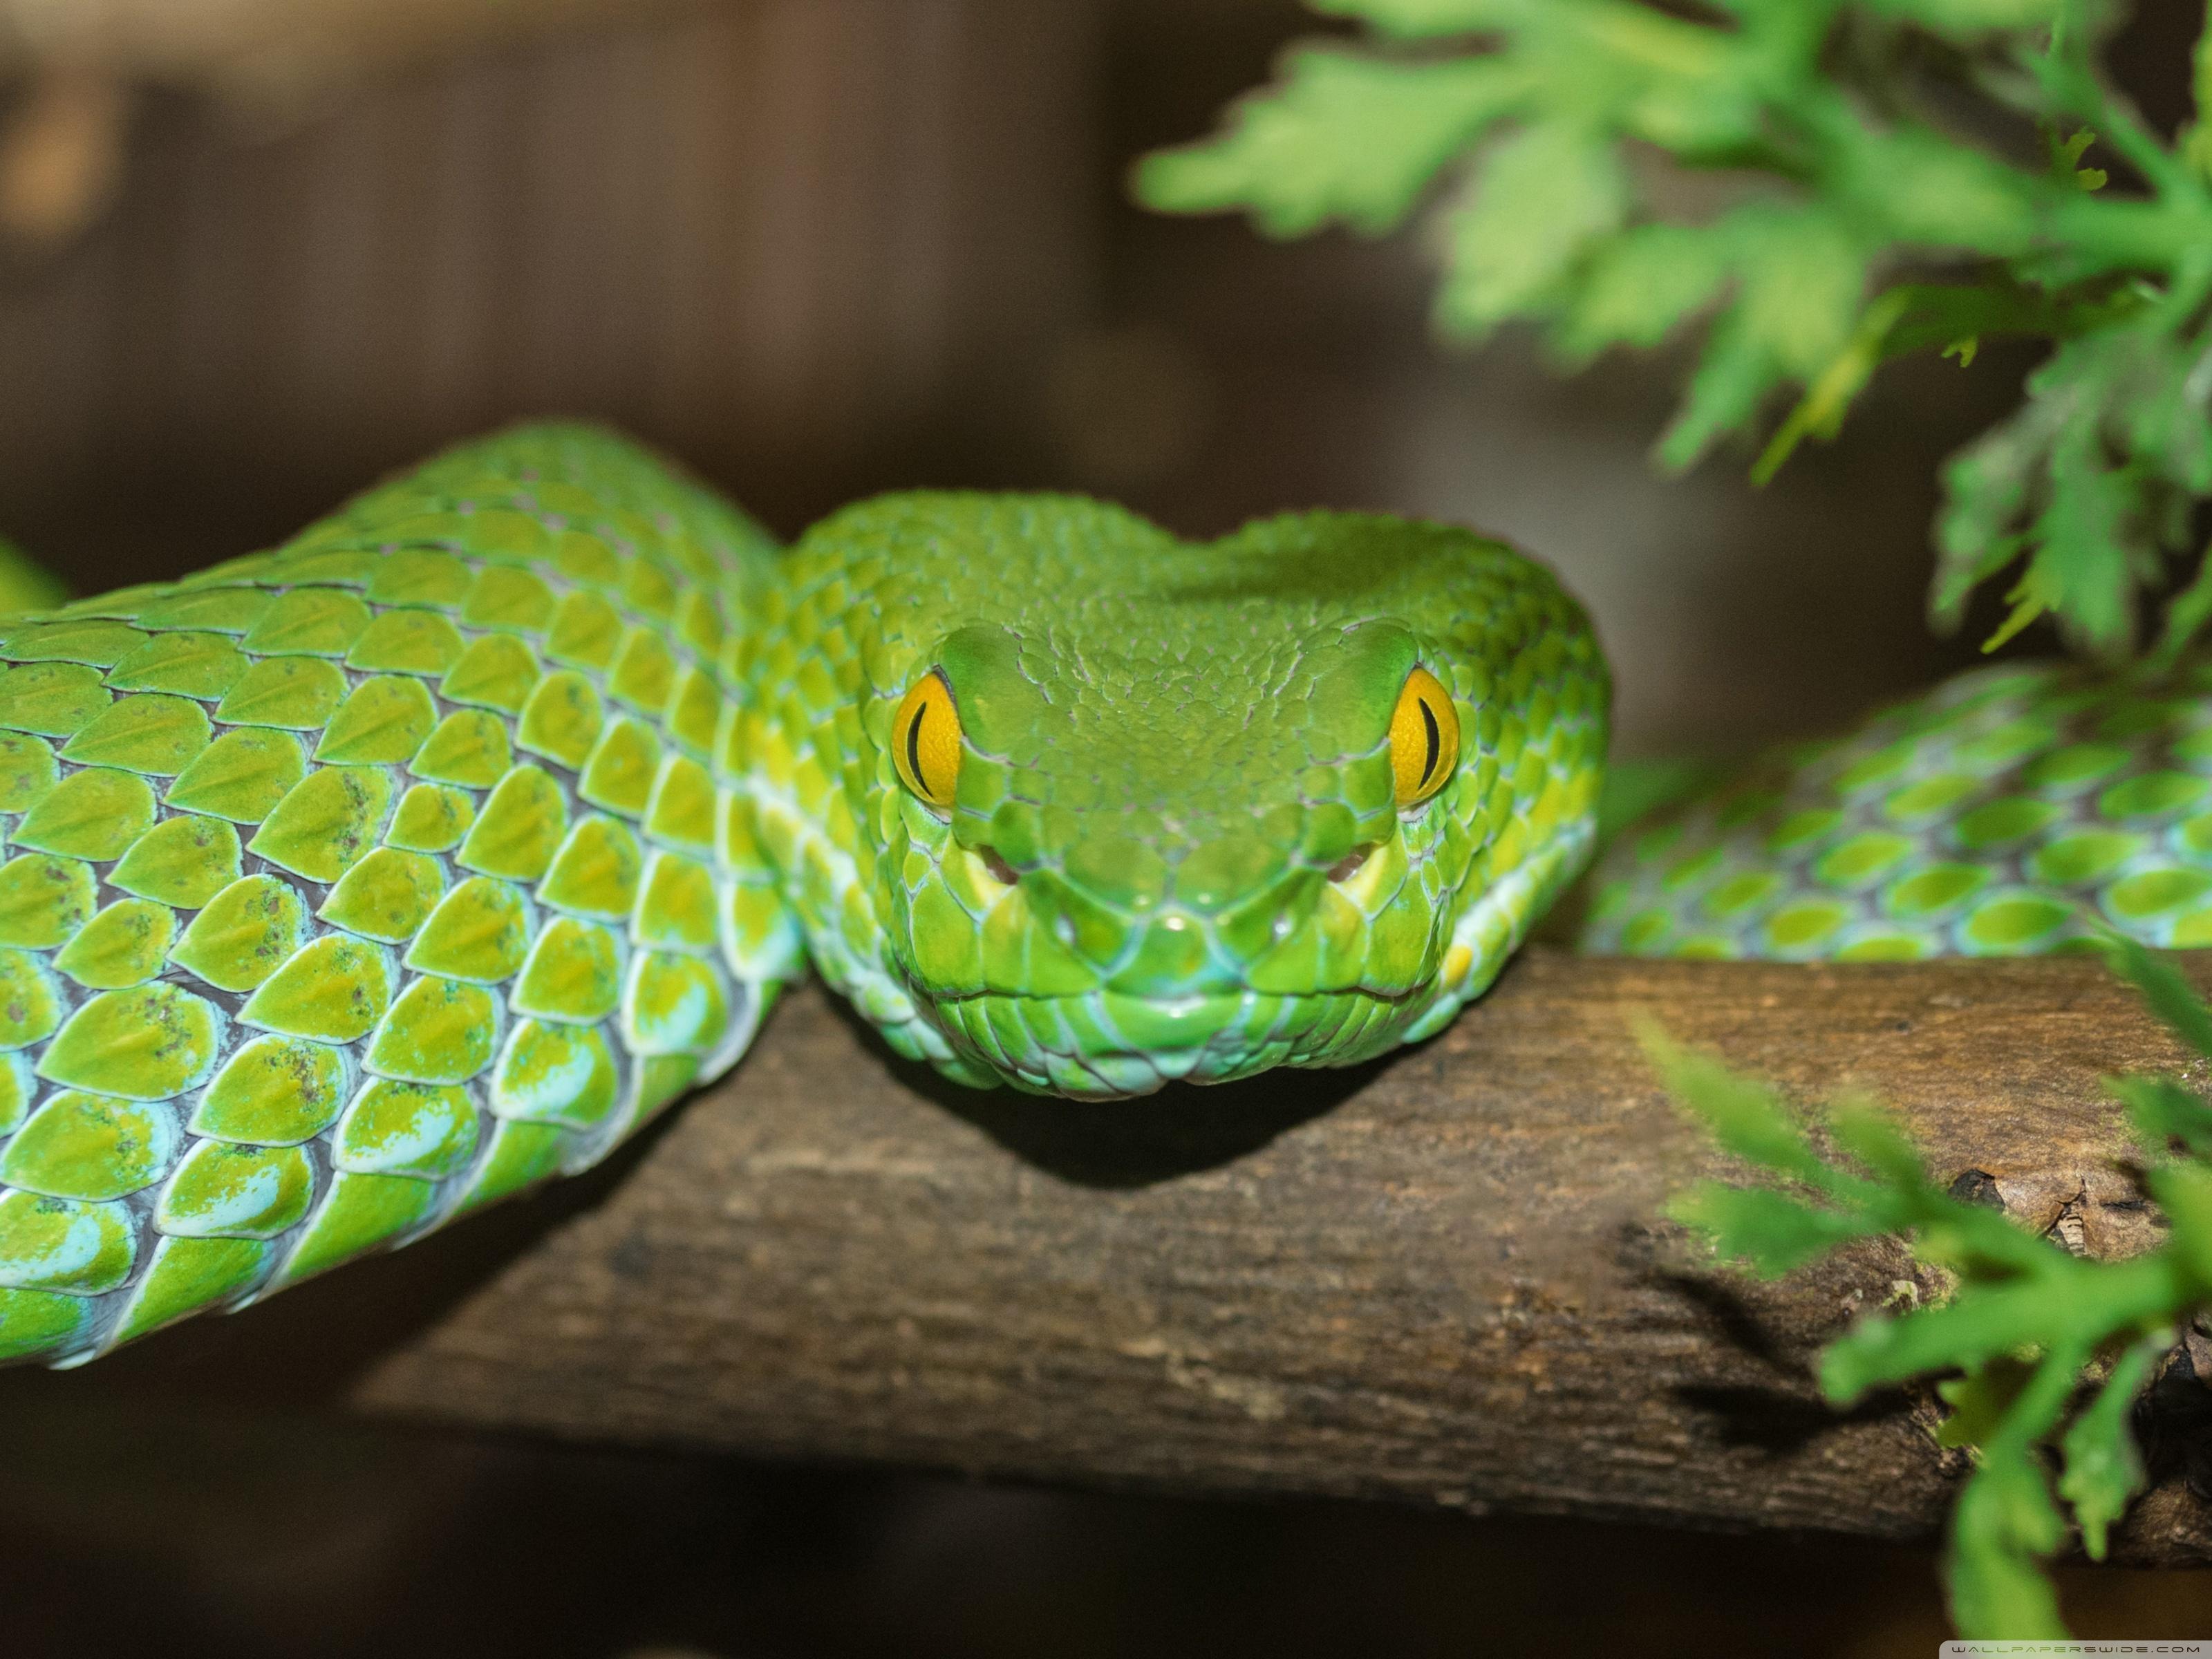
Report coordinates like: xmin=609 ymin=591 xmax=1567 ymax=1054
xmin=0 ymin=536 xmax=64 ymax=615
xmin=1138 ymin=0 xmax=2212 ymax=664
xmin=1649 ymin=934 xmax=2212 ymax=1638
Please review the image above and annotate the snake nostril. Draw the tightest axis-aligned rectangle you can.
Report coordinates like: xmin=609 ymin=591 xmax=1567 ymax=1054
xmin=977 ymin=845 xmax=1020 ymax=885
xmin=1327 ymin=844 xmax=1376 ymax=884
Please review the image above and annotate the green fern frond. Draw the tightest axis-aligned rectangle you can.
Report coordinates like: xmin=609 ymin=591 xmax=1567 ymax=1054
xmin=1646 ymin=937 xmax=2212 ymax=1637
xmin=1138 ymin=0 xmax=2212 ymax=661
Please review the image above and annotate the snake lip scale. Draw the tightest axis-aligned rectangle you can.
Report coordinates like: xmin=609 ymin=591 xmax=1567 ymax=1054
xmin=0 ymin=420 xmax=2186 ymax=1367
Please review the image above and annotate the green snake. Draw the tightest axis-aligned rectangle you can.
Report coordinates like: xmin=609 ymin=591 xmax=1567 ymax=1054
xmin=0 ymin=423 xmax=2186 ymax=1366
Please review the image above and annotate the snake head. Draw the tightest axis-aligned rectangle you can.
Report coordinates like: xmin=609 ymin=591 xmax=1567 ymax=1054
xmin=756 ymin=496 xmax=1608 ymax=1099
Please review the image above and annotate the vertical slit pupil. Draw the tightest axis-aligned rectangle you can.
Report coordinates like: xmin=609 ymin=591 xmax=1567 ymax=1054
xmin=1418 ymin=696 xmax=1440 ymax=787
xmin=907 ymin=700 xmax=929 ymax=794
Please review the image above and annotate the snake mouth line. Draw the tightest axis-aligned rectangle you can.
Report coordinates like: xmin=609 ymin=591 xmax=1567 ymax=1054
xmin=910 ymin=976 xmax=1440 ymax=1098
xmin=966 ymin=840 xmax=1382 ymax=897
xmin=923 ymin=979 xmax=1431 ymax=1014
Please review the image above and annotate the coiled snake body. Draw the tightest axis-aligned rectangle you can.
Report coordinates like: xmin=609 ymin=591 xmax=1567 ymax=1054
xmin=0 ymin=425 xmax=2184 ymax=1365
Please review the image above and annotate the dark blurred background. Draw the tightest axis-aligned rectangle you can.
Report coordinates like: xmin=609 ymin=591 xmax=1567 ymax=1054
xmin=0 ymin=0 xmax=2208 ymax=1652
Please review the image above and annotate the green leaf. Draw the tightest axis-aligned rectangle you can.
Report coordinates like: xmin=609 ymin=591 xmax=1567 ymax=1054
xmin=1822 ymin=1277 xmax=2086 ymax=1402
xmin=1935 ymin=1356 xmax=2038 ymax=1448
xmin=1732 ymin=207 xmax=1871 ymax=381
xmin=2119 ymin=344 xmax=2212 ymax=495
xmin=1933 ymin=299 xmax=2212 ymax=657
xmin=1134 ymin=49 xmax=1526 ymax=237
xmin=2149 ymin=541 xmax=2212 ymax=667
xmin=2106 ymin=1072 xmax=2212 ymax=1158
xmin=1638 ymin=1024 xmax=1841 ymax=1188
xmin=1657 ymin=308 xmax=1781 ymax=472
xmin=2101 ymin=935 xmax=2212 ymax=1060
xmin=1947 ymin=1454 xmax=2071 ymax=1640
xmin=1935 ymin=406 xmax=2053 ymax=627
xmin=2148 ymin=1161 xmax=2212 ymax=1293
xmin=1910 ymin=1205 xmax=2074 ymax=1283
xmin=1947 ymin=1340 xmax=2087 ymax=1639
xmin=1846 ymin=126 xmax=2037 ymax=254
xmin=1827 ymin=1094 xmax=1931 ymax=1192
xmin=2187 ymin=20 xmax=2212 ymax=181
xmin=1550 ymin=221 xmax=1731 ymax=362
xmin=1659 ymin=207 xmax=1868 ymax=471
xmin=1753 ymin=288 xmax=1913 ymax=483
xmin=1862 ymin=0 xmax=2068 ymax=34
xmin=2058 ymin=1333 xmax=2166 ymax=1561
xmin=2031 ymin=417 xmax=2136 ymax=655
xmin=1668 ymin=1182 xmax=1873 ymax=1277
xmin=1634 ymin=932 xmax=2212 ymax=1641
xmin=2048 ymin=124 xmax=2097 ymax=180
xmin=1436 ymin=120 xmax=1628 ymax=336
xmin=1138 ymin=0 xmax=2212 ymax=658
xmin=1982 ymin=572 xmax=2053 ymax=654
xmin=1308 ymin=0 xmax=1524 ymax=36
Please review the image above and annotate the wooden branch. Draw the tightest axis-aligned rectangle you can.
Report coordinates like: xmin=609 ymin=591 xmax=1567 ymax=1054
xmin=302 ymin=949 xmax=2206 ymax=1565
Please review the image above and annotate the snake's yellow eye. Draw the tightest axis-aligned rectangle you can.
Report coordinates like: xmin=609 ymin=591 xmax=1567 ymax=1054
xmin=1389 ymin=666 xmax=1459 ymax=811
xmin=892 ymin=671 xmax=962 ymax=812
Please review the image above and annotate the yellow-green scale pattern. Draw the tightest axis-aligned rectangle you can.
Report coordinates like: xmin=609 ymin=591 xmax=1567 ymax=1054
xmin=1581 ymin=661 xmax=2212 ymax=960
xmin=0 ymin=424 xmax=1611 ymax=1367
xmin=747 ymin=495 xmax=1607 ymax=1099
xmin=0 ymin=426 xmax=798 ymax=1365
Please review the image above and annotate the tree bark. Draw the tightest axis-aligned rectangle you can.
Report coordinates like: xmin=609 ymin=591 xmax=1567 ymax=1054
xmin=324 ymin=949 xmax=2209 ymax=1564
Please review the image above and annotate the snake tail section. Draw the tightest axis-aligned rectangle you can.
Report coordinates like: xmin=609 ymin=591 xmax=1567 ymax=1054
xmin=1582 ymin=659 xmax=2212 ymax=959
xmin=0 ymin=424 xmax=798 ymax=1366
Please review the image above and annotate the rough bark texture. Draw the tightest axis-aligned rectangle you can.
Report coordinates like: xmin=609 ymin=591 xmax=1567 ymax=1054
xmin=326 ymin=949 xmax=2207 ymax=1564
